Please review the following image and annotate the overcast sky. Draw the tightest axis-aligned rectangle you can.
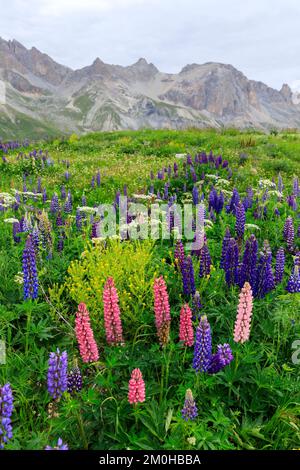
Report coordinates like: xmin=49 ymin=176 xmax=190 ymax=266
xmin=0 ymin=0 xmax=299 ymax=90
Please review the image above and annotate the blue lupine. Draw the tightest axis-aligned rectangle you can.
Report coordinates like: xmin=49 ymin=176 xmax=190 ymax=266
xmin=239 ymin=234 xmax=258 ymax=288
xmin=286 ymin=266 xmax=300 ymax=293
xmin=220 ymin=227 xmax=231 ymax=269
xmin=193 ymin=316 xmax=212 ymax=372
xmin=13 ymin=221 xmax=21 ymax=243
xmin=283 ymin=216 xmax=294 ymax=252
xmin=22 ymin=235 xmax=38 ymax=300
xmin=47 ymin=349 xmax=68 ymax=400
xmin=67 ymin=366 xmax=82 ymax=395
xmin=0 ymin=383 xmax=14 ymax=449
xmin=50 ymin=194 xmax=59 ymax=214
xmin=181 ymin=255 xmax=196 ymax=296
xmin=96 ymin=170 xmax=101 ymax=187
xmin=181 ymin=389 xmax=198 ymax=421
xmin=253 ymin=241 xmax=275 ymax=298
xmin=235 ymin=202 xmax=246 ymax=239
xmin=224 ymin=238 xmax=239 ymax=286
xmin=199 ymin=238 xmax=211 ymax=278
xmin=192 ymin=186 xmax=199 ymax=205
xmin=275 ymin=247 xmax=285 ymax=284
xmin=226 ymin=188 xmax=240 ymax=214
xmin=208 ymin=344 xmax=234 ymax=374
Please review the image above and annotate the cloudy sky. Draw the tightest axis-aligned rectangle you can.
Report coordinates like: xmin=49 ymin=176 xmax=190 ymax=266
xmin=0 ymin=0 xmax=299 ymax=90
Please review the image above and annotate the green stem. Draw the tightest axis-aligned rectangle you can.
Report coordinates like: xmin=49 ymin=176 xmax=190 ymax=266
xmin=25 ymin=303 xmax=32 ymax=356
xmin=77 ymin=410 xmax=89 ymax=450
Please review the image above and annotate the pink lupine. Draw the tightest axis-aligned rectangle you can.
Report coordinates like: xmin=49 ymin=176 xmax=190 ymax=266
xmin=179 ymin=304 xmax=194 ymax=347
xmin=75 ymin=302 xmax=99 ymax=362
xmin=128 ymin=368 xmax=145 ymax=404
xmin=103 ymin=277 xmax=124 ymax=345
xmin=234 ymin=282 xmax=253 ymax=343
xmin=153 ymin=276 xmax=171 ymax=345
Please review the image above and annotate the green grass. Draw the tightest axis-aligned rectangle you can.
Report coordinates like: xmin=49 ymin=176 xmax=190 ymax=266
xmin=0 ymin=128 xmax=299 ymax=450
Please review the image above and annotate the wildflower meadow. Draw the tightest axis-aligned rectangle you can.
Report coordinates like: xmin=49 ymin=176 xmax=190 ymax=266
xmin=0 ymin=128 xmax=299 ymax=451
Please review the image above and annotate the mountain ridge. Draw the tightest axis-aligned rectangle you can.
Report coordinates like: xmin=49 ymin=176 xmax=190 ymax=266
xmin=0 ymin=37 xmax=300 ymax=139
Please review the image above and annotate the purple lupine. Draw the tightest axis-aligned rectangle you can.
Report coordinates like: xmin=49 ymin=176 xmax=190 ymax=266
xmin=56 ymin=212 xmax=63 ymax=227
xmin=239 ymin=234 xmax=258 ymax=288
xmin=50 ymin=194 xmax=60 ymax=214
xmin=235 ymin=202 xmax=246 ymax=239
xmin=75 ymin=209 xmax=82 ymax=231
xmin=224 ymin=238 xmax=239 ymax=286
xmin=192 ymin=186 xmax=199 ymax=205
xmin=37 ymin=177 xmax=42 ymax=193
xmin=47 ymin=349 xmax=68 ymax=400
xmin=96 ymin=170 xmax=101 ymax=187
xmin=253 ymin=241 xmax=275 ymax=298
xmin=42 ymin=188 xmax=47 ymax=203
xmin=207 ymin=344 xmax=234 ymax=374
xmin=61 ymin=186 xmax=66 ymax=200
xmin=293 ymin=176 xmax=299 ymax=196
xmin=220 ymin=227 xmax=231 ymax=269
xmin=278 ymin=174 xmax=284 ymax=193
xmin=45 ymin=438 xmax=68 ymax=450
xmin=31 ymin=227 xmax=40 ymax=252
xmin=67 ymin=366 xmax=82 ymax=395
xmin=181 ymin=389 xmax=198 ymax=421
xmin=0 ymin=383 xmax=14 ymax=449
xmin=57 ymin=236 xmax=64 ymax=252
xmin=181 ymin=255 xmax=196 ymax=296
xmin=286 ymin=266 xmax=300 ymax=293
xmin=64 ymin=171 xmax=70 ymax=181
xmin=193 ymin=316 xmax=212 ymax=372
xmin=226 ymin=188 xmax=240 ymax=214
xmin=199 ymin=238 xmax=211 ymax=278
xmin=91 ymin=176 xmax=95 ymax=188
xmin=208 ymin=188 xmax=217 ymax=212
xmin=192 ymin=291 xmax=202 ymax=320
xmin=283 ymin=216 xmax=294 ymax=252
xmin=81 ymin=195 xmax=87 ymax=206
xmin=91 ymin=221 xmax=98 ymax=238
xmin=22 ymin=235 xmax=38 ymax=300
xmin=174 ymin=240 xmax=185 ymax=269
xmin=64 ymin=196 xmax=72 ymax=214
xmin=13 ymin=221 xmax=21 ymax=243
xmin=216 ymin=191 xmax=224 ymax=214
xmin=275 ymin=247 xmax=285 ymax=284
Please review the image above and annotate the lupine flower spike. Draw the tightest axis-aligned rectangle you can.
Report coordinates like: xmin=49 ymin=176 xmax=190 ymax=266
xmin=181 ymin=389 xmax=198 ymax=421
xmin=0 ymin=383 xmax=14 ymax=449
xmin=22 ymin=234 xmax=38 ymax=300
xmin=193 ymin=316 xmax=212 ymax=372
xmin=128 ymin=368 xmax=145 ymax=404
xmin=47 ymin=349 xmax=68 ymax=400
xmin=179 ymin=304 xmax=194 ymax=347
xmin=234 ymin=282 xmax=253 ymax=343
xmin=103 ymin=277 xmax=124 ymax=345
xmin=153 ymin=276 xmax=171 ymax=346
xmin=75 ymin=303 xmax=99 ymax=362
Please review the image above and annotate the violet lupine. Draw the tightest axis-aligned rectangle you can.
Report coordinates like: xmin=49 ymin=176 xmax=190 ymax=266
xmin=226 ymin=188 xmax=240 ymax=214
xmin=45 ymin=438 xmax=68 ymax=450
xmin=13 ymin=221 xmax=21 ymax=243
xmin=278 ymin=174 xmax=284 ymax=193
xmin=275 ymin=247 xmax=285 ymax=284
xmin=128 ymin=368 xmax=145 ymax=404
xmin=283 ymin=216 xmax=294 ymax=252
xmin=192 ymin=316 xmax=212 ymax=372
xmin=57 ymin=235 xmax=64 ymax=253
xmin=47 ymin=349 xmax=68 ymax=400
xmin=56 ymin=212 xmax=63 ymax=227
xmin=199 ymin=238 xmax=211 ymax=278
xmin=220 ymin=227 xmax=231 ymax=269
xmin=181 ymin=255 xmax=196 ymax=296
xmin=238 ymin=234 xmax=258 ymax=288
xmin=253 ymin=241 xmax=275 ymax=298
xmin=67 ymin=366 xmax=82 ymax=395
xmin=75 ymin=303 xmax=99 ymax=363
xmin=50 ymin=194 xmax=59 ymax=214
xmin=179 ymin=304 xmax=194 ymax=347
xmin=0 ymin=383 xmax=14 ymax=449
xmin=42 ymin=188 xmax=47 ymax=203
xmin=75 ymin=209 xmax=82 ymax=231
xmin=181 ymin=389 xmax=198 ymax=421
xmin=286 ymin=265 xmax=300 ymax=293
xmin=153 ymin=276 xmax=171 ymax=346
xmin=22 ymin=234 xmax=38 ymax=300
xmin=207 ymin=344 xmax=234 ymax=374
xmin=61 ymin=185 xmax=66 ymax=200
xmin=96 ymin=171 xmax=101 ymax=187
xmin=293 ymin=176 xmax=299 ymax=196
xmin=192 ymin=291 xmax=202 ymax=320
xmin=234 ymin=282 xmax=253 ymax=343
xmin=235 ymin=201 xmax=246 ymax=239
xmin=192 ymin=185 xmax=199 ymax=205
xmin=174 ymin=240 xmax=185 ymax=269
xmin=64 ymin=196 xmax=72 ymax=214
xmin=103 ymin=277 xmax=124 ymax=345
xmin=224 ymin=238 xmax=239 ymax=286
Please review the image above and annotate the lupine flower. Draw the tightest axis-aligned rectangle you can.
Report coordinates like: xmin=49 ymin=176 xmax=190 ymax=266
xmin=207 ymin=344 xmax=234 ymax=374
xmin=293 ymin=176 xmax=299 ymax=196
xmin=75 ymin=209 xmax=82 ymax=231
xmin=50 ymin=194 xmax=59 ymax=214
xmin=226 ymin=188 xmax=240 ymax=214
xmin=128 ymin=368 xmax=145 ymax=404
xmin=181 ymin=255 xmax=196 ymax=296
xmin=224 ymin=238 xmax=239 ymax=286
xmin=47 ymin=349 xmax=68 ymax=400
xmin=42 ymin=188 xmax=47 ymax=203
xmin=179 ymin=304 xmax=194 ymax=347
xmin=57 ymin=235 xmax=64 ymax=252
xmin=193 ymin=316 xmax=212 ymax=372
xmin=67 ymin=365 xmax=82 ymax=395
xmin=61 ymin=186 xmax=66 ymax=200
xmin=181 ymin=389 xmax=198 ymax=421
xmin=96 ymin=171 xmax=101 ymax=187
xmin=253 ymin=241 xmax=275 ymax=298
xmin=275 ymin=247 xmax=285 ymax=284
xmin=103 ymin=277 xmax=124 ymax=345
xmin=192 ymin=186 xmax=199 ymax=205
xmin=199 ymin=238 xmax=211 ymax=278
xmin=283 ymin=216 xmax=294 ymax=252
xmin=286 ymin=265 xmax=300 ymax=293
xmin=235 ymin=202 xmax=246 ymax=239
xmin=192 ymin=291 xmax=202 ymax=319
xmin=13 ymin=221 xmax=21 ymax=243
xmin=56 ymin=212 xmax=63 ymax=227
xmin=0 ymin=383 xmax=14 ymax=449
xmin=234 ymin=282 xmax=253 ymax=343
xmin=220 ymin=227 xmax=231 ymax=269
xmin=174 ymin=240 xmax=185 ymax=269
xmin=37 ymin=210 xmax=53 ymax=252
xmin=278 ymin=174 xmax=284 ymax=193
xmin=64 ymin=196 xmax=72 ymax=214
xmin=239 ymin=234 xmax=258 ymax=288
xmin=45 ymin=438 xmax=68 ymax=450
xmin=75 ymin=303 xmax=99 ymax=362
xmin=22 ymin=235 xmax=38 ymax=300
xmin=153 ymin=276 xmax=171 ymax=346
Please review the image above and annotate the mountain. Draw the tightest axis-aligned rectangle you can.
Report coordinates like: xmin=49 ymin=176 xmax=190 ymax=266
xmin=1 ymin=37 xmax=300 ymax=139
